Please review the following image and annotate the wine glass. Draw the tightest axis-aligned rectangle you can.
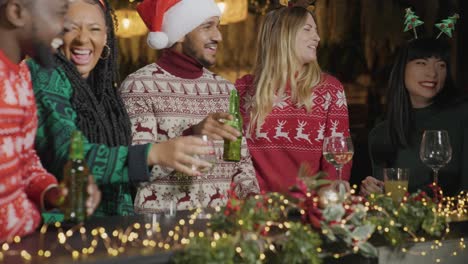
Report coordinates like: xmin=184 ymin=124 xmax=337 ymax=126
xmin=192 ymin=135 xmax=217 ymax=219
xmin=419 ymin=130 xmax=452 ymax=185
xmin=322 ymin=136 xmax=354 ymax=195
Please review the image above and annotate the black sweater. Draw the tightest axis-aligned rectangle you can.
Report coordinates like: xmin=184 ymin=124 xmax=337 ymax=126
xmin=368 ymin=100 xmax=468 ymax=196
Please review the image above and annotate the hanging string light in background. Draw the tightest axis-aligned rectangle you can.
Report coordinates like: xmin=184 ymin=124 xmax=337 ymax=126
xmin=115 ymin=9 xmax=148 ymax=38
xmin=217 ymin=1 xmax=226 ymax=13
xmin=215 ymin=0 xmax=248 ymax=25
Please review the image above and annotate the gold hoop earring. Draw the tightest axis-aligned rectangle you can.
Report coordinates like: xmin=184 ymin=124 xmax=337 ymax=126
xmin=100 ymin=44 xmax=110 ymax=60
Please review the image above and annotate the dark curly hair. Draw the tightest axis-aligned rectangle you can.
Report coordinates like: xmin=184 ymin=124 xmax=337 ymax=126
xmin=55 ymin=0 xmax=132 ymax=146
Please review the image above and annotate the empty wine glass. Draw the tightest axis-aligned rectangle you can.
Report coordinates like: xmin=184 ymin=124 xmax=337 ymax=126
xmin=420 ymin=130 xmax=452 ymax=185
xmin=323 ymin=136 xmax=354 ymax=195
xmin=192 ymin=135 xmax=217 ymax=219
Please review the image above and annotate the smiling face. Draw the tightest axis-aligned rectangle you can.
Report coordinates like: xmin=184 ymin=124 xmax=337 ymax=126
xmin=405 ymin=57 xmax=447 ymax=108
xmin=177 ymin=16 xmax=222 ymax=68
xmin=61 ymin=0 xmax=107 ymax=78
xmin=294 ymin=13 xmax=320 ymax=66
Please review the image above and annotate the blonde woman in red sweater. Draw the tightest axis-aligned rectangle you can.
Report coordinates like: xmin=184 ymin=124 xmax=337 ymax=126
xmin=236 ymin=5 xmax=351 ymax=194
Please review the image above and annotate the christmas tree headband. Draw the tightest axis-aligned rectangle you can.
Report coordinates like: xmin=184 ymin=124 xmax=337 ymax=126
xmin=404 ymin=8 xmax=460 ymax=39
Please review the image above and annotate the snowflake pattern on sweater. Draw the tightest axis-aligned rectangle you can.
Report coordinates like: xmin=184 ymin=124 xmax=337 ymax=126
xmin=0 ymin=51 xmax=57 ymax=242
xmin=120 ymin=63 xmax=259 ymax=213
xmin=235 ymin=74 xmax=352 ymax=194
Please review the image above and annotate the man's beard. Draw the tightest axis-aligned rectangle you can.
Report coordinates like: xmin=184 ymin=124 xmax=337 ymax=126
xmin=182 ymin=38 xmax=216 ymax=68
xmin=30 ymin=40 xmax=56 ymax=69
xmin=29 ymin=24 xmax=57 ymax=69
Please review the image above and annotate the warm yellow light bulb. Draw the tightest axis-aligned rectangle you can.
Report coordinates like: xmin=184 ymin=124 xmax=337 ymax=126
xmin=122 ymin=18 xmax=131 ymax=29
xmin=217 ymin=2 xmax=226 ymax=13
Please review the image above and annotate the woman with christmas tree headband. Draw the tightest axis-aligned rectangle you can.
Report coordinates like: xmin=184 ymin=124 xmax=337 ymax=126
xmin=235 ymin=1 xmax=352 ymax=194
xmin=361 ymin=10 xmax=468 ymax=197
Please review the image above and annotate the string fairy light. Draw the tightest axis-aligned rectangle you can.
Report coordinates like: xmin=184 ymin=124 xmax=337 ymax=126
xmin=0 ymin=187 xmax=467 ymax=262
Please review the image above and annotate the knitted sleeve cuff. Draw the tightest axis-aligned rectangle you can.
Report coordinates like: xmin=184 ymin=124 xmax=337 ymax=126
xmin=27 ymin=174 xmax=58 ymax=209
xmin=127 ymin=144 xmax=151 ymax=183
xmin=40 ymin=184 xmax=59 ymax=211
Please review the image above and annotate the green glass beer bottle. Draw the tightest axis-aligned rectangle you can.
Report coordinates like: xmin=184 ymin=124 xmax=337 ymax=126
xmin=62 ymin=131 xmax=89 ymax=223
xmin=223 ymin=90 xmax=242 ymax=161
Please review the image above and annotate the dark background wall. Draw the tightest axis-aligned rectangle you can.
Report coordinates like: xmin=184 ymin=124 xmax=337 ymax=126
xmin=111 ymin=0 xmax=467 ymax=183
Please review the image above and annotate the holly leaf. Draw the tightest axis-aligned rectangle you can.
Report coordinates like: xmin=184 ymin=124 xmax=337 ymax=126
xmin=321 ymin=223 xmax=337 ymax=242
xmin=330 ymin=224 xmax=352 ymax=244
xmin=351 ymin=224 xmax=375 ymax=242
xmin=357 ymin=241 xmax=378 ymax=258
xmin=322 ymin=204 xmax=345 ymax=222
xmin=348 ymin=204 xmax=367 ymax=225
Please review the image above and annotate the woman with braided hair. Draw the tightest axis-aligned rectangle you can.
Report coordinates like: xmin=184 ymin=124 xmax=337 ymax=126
xmin=27 ymin=0 xmax=212 ymax=216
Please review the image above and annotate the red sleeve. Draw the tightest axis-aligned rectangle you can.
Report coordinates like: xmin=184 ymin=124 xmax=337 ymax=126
xmin=320 ymin=75 xmax=352 ymax=181
xmin=235 ymin=74 xmax=254 ymax=130
xmin=254 ymin=169 xmax=268 ymax=192
xmin=23 ymin=151 xmax=58 ymax=208
xmin=22 ymin=66 xmax=58 ymax=208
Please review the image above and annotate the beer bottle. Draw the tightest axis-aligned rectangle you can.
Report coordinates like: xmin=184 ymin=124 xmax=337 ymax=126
xmin=223 ymin=90 xmax=242 ymax=161
xmin=62 ymin=131 xmax=89 ymax=223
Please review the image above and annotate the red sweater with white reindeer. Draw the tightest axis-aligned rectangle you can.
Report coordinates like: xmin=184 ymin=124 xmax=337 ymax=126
xmin=120 ymin=50 xmax=259 ymax=213
xmin=235 ymin=74 xmax=351 ymax=194
xmin=0 ymin=51 xmax=58 ymax=242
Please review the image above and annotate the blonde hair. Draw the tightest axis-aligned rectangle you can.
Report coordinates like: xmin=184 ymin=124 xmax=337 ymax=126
xmin=250 ymin=7 xmax=322 ymax=133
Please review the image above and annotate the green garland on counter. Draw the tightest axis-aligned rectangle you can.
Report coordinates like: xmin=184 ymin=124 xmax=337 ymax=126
xmin=174 ymin=166 xmax=450 ymax=263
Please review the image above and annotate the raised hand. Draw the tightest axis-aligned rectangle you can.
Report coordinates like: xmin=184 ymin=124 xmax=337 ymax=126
xmin=148 ymin=136 xmax=215 ymax=176
xmin=191 ymin=112 xmax=241 ymax=141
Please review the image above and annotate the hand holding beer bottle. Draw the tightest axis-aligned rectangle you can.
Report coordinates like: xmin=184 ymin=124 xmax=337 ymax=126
xmin=57 ymin=131 xmax=101 ymax=223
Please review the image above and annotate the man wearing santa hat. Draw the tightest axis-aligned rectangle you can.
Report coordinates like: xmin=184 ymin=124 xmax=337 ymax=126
xmin=120 ymin=0 xmax=259 ymax=213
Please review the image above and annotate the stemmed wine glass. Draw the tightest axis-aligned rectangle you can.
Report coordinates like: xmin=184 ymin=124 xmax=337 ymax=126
xmin=419 ymin=130 xmax=452 ymax=185
xmin=322 ymin=136 xmax=354 ymax=195
xmin=192 ymin=135 xmax=217 ymax=219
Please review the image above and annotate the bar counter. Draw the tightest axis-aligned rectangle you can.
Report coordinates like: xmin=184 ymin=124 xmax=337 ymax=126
xmin=1 ymin=211 xmax=467 ymax=264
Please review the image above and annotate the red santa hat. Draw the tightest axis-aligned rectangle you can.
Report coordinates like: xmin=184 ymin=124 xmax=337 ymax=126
xmin=137 ymin=0 xmax=221 ymax=50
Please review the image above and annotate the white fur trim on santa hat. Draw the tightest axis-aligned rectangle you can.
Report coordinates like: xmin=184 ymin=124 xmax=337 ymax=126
xmin=148 ymin=31 xmax=169 ymax=50
xmin=158 ymin=0 xmax=221 ymax=49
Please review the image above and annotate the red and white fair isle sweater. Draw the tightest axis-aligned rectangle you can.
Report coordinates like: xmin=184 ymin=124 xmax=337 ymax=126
xmin=0 ymin=51 xmax=58 ymax=242
xmin=120 ymin=50 xmax=259 ymax=213
xmin=235 ymin=74 xmax=351 ymax=194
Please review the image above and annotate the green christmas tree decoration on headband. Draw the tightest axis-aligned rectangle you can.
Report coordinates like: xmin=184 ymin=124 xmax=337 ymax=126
xmin=404 ymin=8 xmax=424 ymax=39
xmin=435 ymin=14 xmax=460 ymax=39
xmin=403 ymin=8 xmax=460 ymax=40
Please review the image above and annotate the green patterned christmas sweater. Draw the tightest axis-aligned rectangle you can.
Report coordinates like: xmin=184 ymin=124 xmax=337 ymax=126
xmin=27 ymin=60 xmax=151 ymax=216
